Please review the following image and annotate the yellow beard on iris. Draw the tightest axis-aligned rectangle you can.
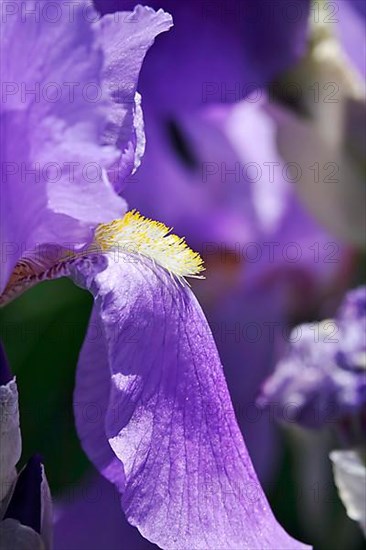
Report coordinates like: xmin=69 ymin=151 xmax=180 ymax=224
xmin=0 ymin=211 xmax=204 ymax=306
xmin=95 ymin=210 xmax=205 ymax=280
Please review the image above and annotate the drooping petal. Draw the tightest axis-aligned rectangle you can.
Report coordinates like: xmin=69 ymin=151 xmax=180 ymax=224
xmin=330 ymin=449 xmax=366 ymax=535
xmin=71 ymin=252 xmax=310 ymax=549
xmin=74 ymin=308 xmax=125 ymax=493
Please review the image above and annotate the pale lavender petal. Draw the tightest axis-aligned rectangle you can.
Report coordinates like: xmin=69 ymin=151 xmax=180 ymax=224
xmin=330 ymin=449 xmax=366 ymax=535
xmin=0 ymin=0 xmax=126 ymax=291
xmin=70 ymin=253 xmax=310 ymax=549
xmin=95 ymin=4 xmax=173 ymax=189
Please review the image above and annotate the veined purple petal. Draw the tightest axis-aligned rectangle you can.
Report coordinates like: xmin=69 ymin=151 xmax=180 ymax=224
xmin=74 ymin=308 xmax=125 ymax=493
xmin=71 ymin=252 xmax=310 ymax=549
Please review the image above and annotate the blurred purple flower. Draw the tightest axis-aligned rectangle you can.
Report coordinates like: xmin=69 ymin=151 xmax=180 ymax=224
xmin=95 ymin=0 xmax=311 ymax=112
xmin=336 ymin=0 xmax=366 ymax=79
xmin=258 ymin=286 xmax=366 ymax=429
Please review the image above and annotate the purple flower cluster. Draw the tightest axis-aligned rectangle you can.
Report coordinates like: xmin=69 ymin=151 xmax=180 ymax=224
xmin=259 ymin=287 xmax=366 ymax=429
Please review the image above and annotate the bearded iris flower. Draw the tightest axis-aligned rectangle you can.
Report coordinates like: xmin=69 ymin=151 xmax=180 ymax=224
xmin=0 ymin=0 xmax=313 ymax=548
xmin=2 ymin=210 xmax=312 ymax=549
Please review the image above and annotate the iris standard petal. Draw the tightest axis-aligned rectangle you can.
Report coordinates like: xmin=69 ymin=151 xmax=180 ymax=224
xmin=70 ymin=250 xmax=310 ymax=549
xmin=0 ymin=0 xmax=125 ymax=291
xmin=96 ymin=4 xmax=173 ymax=189
xmin=0 ymin=0 xmax=172 ymax=292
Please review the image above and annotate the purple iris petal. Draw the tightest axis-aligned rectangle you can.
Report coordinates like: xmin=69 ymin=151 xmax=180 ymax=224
xmin=0 ymin=0 xmax=120 ymax=290
xmin=74 ymin=308 xmax=125 ymax=493
xmin=0 ymin=0 xmax=171 ymax=292
xmin=4 ymin=456 xmax=42 ymax=533
xmin=124 ymin=91 xmax=347 ymax=480
xmin=71 ymin=253 xmax=310 ymax=549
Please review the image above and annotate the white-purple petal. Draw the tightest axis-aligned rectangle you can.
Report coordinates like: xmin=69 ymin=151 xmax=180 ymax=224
xmin=0 ymin=376 xmax=21 ymax=514
xmin=330 ymin=449 xmax=366 ymax=535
